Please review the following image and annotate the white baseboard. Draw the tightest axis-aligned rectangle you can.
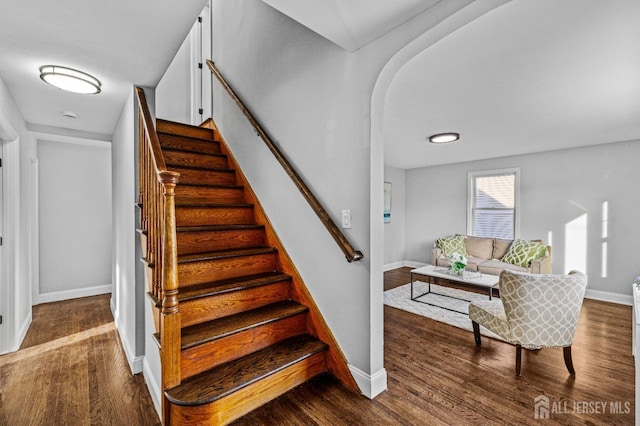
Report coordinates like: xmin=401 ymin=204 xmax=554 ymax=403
xmin=585 ymin=289 xmax=633 ymax=306
xmin=114 ymin=318 xmax=144 ymax=374
xmin=384 ymin=260 xmax=426 ymax=271
xmin=383 ymin=261 xmax=406 ymax=272
xmin=13 ymin=311 xmax=32 ymax=352
xmin=143 ymin=357 xmax=162 ymax=419
xmin=348 ymin=364 xmax=387 ymax=399
xmin=33 ymin=284 xmax=112 ymax=305
xmin=110 ymin=296 xmax=119 ymax=323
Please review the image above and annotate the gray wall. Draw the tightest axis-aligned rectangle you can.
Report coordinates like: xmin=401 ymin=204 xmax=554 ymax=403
xmin=111 ymin=88 xmax=145 ymax=373
xmin=210 ymin=0 xmax=482 ymax=395
xmin=37 ymin=139 xmax=112 ymax=302
xmin=156 ymin=34 xmax=192 ymax=124
xmin=383 ymin=166 xmax=406 ymax=266
xmin=0 ymin=75 xmax=35 ymax=353
xmin=404 ymin=140 xmax=640 ymax=296
xmin=212 ymin=0 xmax=374 ymax=377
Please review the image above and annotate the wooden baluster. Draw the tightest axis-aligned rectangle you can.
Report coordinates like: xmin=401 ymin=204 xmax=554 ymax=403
xmin=159 ymin=172 xmax=181 ymax=391
xmin=138 ymin=115 xmax=144 ymax=224
xmin=149 ymin=163 xmax=155 ymax=298
xmin=156 ymin=180 xmax=164 ymax=301
xmin=154 ymin=180 xmax=162 ymax=301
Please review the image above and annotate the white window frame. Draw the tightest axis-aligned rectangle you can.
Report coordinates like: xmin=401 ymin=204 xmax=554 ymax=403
xmin=467 ymin=168 xmax=520 ymax=239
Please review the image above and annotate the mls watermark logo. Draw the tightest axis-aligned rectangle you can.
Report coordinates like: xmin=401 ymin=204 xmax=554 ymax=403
xmin=534 ymin=395 xmax=550 ymax=419
xmin=533 ymin=394 xmax=631 ymax=419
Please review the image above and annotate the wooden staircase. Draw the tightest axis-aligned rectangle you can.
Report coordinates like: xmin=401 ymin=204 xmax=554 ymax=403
xmin=139 ymin=115 xmax=357 ymax=425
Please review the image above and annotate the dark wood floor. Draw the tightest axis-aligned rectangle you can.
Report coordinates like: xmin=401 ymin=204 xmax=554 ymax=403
xmin=0 ymin=268 xmax=634 ymax=425
xmin=0 ymin=295 xmax=161 ymax=426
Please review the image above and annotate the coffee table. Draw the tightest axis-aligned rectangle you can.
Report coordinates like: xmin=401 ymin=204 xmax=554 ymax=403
xmin=410 ymin=264 xmax=500 ymax=314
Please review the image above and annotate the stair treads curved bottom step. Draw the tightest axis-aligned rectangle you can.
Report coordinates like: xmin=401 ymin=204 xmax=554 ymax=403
xmin=166 ymin=334 xmax=327 ymax=405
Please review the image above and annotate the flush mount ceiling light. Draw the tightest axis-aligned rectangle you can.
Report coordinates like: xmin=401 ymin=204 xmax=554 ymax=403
xmin=39 ymin=65 xmax=102 ymax=94
xmin=428 ymin=132 xmax=460 ymax=144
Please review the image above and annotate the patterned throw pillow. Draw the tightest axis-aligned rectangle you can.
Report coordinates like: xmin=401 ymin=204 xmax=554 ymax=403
xmin=501 ymin=239 xmax=547 ymax=268
xmin=437 ymin=235 xmax=467 ymax=257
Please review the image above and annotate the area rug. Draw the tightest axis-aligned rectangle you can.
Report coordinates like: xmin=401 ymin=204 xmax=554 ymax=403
xmin=383 ymin=281 xmax=503 ymax=341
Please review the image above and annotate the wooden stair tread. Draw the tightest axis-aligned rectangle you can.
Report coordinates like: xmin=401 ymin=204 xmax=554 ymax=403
xmin=158 ymin=131 xmax=217 ymax=144
xmin=178 ymin=247 xmax=276 ymax=263
xmin=163 ymin=147 xmax=227 ymax=159
xmin=175 ymin=202 xmax=253 ymax=208
xmin=178 ymin=271 xmax=291 ymax=302
xmin=180 ymin=300 xmax=308 ymax=350
xmin=177 ymin=183 xmax=244 ymax=190
xmin=165 ymin=334 xmax=327 ymax=406
xmin=156 ymin=119 xmax=213 ymax=140
xmin=167 ymin=165 xmax=235 ymax=173
xmin=176 ymin=224 xmax=264 ymax=233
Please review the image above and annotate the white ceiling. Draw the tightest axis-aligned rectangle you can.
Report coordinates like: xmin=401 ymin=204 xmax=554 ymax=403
xmin=261 ymin=0 xmax=440 ymax=52
xmin=0 ymin=0 xmax=207 ymax=139
xmin=383 ymin=0 xmax=640 ymax=169
xmin=2 ymin=0 xmax=638 ymax=171
xmin=264 ymin=0 xmax=640 ymax=170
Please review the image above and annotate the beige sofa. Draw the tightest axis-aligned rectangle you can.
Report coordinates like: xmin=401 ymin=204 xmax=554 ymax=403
xmin=432 ymin=235 xmax=552 ymax=275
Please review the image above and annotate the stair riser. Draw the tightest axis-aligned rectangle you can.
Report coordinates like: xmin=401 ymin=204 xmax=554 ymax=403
xmin=180 ymin=281 xmax=291 ymax=328
xmin=177 ymin=229 xmax=266 ymax=255
xmin=175 ymin=186 xmax=245 ymax=204
xmin=169 ymin=352 xmax=327 ymax=425
xmin=181 ymin=313 xmax=308 ymax=380
xmin=165 ymin=150 xmax=228 ymax=169
xmin=157 ymin=120 xmax=214 ymax=140
xmin=159 ymin=134 xmax=221 ymax=155
xmin=169 ymin=167 xmax=235 ymax=186
xmin=176 ymin=206 xmax=255 ymax=227
xmin=178 ymin=253 xmax=277 ymax=287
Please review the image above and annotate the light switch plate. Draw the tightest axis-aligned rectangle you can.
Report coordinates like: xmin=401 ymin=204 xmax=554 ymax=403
xmin=342 ymin=209 xmax=352 ymax=229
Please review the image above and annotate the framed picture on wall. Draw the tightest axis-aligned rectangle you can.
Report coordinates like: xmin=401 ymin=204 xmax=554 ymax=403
xmin=384 ymin=182 xmax=391 ymax=223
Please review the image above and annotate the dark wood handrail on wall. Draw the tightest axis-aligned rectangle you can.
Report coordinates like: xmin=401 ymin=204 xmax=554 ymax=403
xmin=206 ymin=60 xmax=364 ymax=263
xmin=135 ymin=87 xmax=181 ymax=394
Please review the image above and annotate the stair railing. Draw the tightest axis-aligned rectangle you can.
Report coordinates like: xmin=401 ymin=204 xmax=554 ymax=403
xmin=135 ymin=87 xmax=182 ymax=390
xmin=207 ymin=60 xmax=364 ymax=263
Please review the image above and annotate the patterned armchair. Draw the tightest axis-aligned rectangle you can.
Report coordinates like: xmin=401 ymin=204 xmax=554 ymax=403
xmin=469 ymin=269 xmax=588 ymax=376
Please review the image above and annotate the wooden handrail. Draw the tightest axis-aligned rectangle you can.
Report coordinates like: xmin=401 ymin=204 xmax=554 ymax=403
xmin=135 ymin=87 xmax=181 ymax=394
xmin=207 ymin=60 xmax=364 ymax=263
xmin=136 ymin=88 xmax=169 ymax=175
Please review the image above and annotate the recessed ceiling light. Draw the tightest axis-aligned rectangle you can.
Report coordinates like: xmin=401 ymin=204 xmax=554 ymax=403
xmin=39 ymin=65 xmax=102 ymax=94
xmin=428 ymin=132 xmax=460 ymax=144
xmin=62 ymin=111 xmax=79 ymax=119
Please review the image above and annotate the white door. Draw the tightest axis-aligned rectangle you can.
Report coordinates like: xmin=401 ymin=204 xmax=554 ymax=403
xmin=190 ymin=1 xmax=213 ymax=124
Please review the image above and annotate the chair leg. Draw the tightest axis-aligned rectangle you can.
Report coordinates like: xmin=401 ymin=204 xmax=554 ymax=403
xmin=472 ymin=321 xmax=481 ymax=346
xmin=515 ymin=345 xmax=522 ymax=376
xmin=563 ymin=346 xmax=575 ymax=376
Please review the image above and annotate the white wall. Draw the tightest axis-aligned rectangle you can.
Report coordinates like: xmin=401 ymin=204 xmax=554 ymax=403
xmin=210 ymin=0 xmax=482 ymax=397
xmin=156 ymin=34 xmax=193 ymax=124
xmin=0 ymin=75 xmax=35 ymax=354
xmin=404 ymin=140 xmax=640 ymax=298
xmin=111 ymin=87 xmax=146 ymax=374
xmin=383 ymin=166 xmax=406 ymax=267
xmin=36 ymin=138 xmax=112 ymax=303
xmin=212 ymin=0 xmax=373 ymax=394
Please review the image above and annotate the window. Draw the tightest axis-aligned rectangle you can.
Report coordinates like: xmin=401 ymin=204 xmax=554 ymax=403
xmin=468 ymin=169 xmax=519 ymax=240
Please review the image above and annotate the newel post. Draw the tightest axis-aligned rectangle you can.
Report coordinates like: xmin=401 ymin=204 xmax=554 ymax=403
xmin=159 ymin=171 xmax=181 ymax=392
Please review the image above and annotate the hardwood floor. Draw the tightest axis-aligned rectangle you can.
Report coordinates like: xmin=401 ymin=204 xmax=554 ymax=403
xmin=0 ymin=295 xmax=161 ymax=426
xmin=0 ymin=269 xmax=634 ymax=425
xmin=235 ymin=267 xmax=635 ymax=425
